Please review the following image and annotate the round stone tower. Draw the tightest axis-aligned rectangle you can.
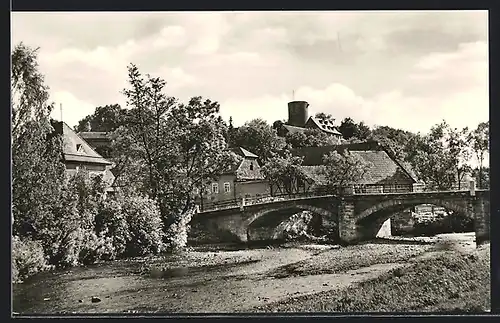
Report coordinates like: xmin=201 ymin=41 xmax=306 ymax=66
xmin=287 ymin=101 xmax=309 ymax=127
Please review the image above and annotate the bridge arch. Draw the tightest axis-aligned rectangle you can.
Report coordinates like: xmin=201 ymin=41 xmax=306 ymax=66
xmin=353 ymin=197 xmax=472 ymax=240
xmin=355 ymin=198 xmax=471 ymax=223
xmin=245 ymin=204 xmax=335 ymax=242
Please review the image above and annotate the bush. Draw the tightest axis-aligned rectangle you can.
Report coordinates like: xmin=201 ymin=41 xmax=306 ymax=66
xmin=413 ymin=212 xmax=474 ymax=236
xmin=12 ymin=236 xmax=51 ymax=283
xmin=121 ymin=194 xmax=165 ymax=257
xmin=95 ymin=198 xmax=130 ymax=258
xmin=164 ymin=206 xmax=194 ymax=252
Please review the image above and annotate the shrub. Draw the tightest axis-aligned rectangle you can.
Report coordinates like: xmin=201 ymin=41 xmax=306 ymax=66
xmin=12 ymin=236 xmax=51 ymax=283
xmin=95 ymin=198 xmax=130 ymax=258
xmin=121 ymin=194 xmax=165 ymax=257
xmin=413 ymin=212 xmax=474 ymax=236
xmin=164 ymin=206 xmax=194 ymax=252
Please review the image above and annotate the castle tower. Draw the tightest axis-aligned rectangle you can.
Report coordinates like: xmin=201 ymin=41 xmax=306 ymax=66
xmin=287 ymin=101 xmax=309 ymax=127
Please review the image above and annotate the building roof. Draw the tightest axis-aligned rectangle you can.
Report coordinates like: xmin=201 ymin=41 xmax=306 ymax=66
xmin=232 ymin=146 xmax=259 ymax=159
xmin=293 ymin=141 xmax=419 ymax=185
xmin=282 ymin=124 xmax=308 ymax=135
xmin=307 ymin=117 xmax=342 ymax=135
xmin=54 ymin=121 xmax=113 ymax=166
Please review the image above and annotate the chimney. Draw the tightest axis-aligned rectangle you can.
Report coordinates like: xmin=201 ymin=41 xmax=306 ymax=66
xmin=287 ymin=101 xmax=309 ymax=127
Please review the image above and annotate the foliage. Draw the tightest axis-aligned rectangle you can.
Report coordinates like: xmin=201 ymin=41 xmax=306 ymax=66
xmin=468 ymin=122 xmax=489 ymax=189
xmin=74 ymin=104 xmax=126 ymax=133
xmin=120 ymin=194 xmax=165 ymax=256
xmin=273 ymin=211 xmax=317 ymax=241
xmin=231 ymin=118 xmax=287 ymax=163
xmin=11 ymin=43 xmax=67 ymax=239
xmin=413 ymin=213 xmax=474 ymax=236
xmin=12 ymin=236 xmax=51 ymax=283
xmin=338 ymin=117 xmax=371 ymax=140
xmin=285 ymin=128 xmax=339 ymax=148
xmin=409 ymin=121 xmax=461 ymax=190
xmin=472 ymin=166 xmax=489 ymax=189
xmin=319 ymin=150 xmax=372 ymax=193
xmin=261 ymin=153 xmax=308 ymax=195
xmin=116 ymin=64 xmax=233 ymax=250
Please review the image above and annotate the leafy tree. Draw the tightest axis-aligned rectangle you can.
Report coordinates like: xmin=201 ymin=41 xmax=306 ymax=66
xmin=319 ymin=150 xmax=372 ymax=194
xmin=272 ymin=119 xmax=287 ymax=137
xmin=468 ymin=121 xmax=489 ymax=188
xmin=74 ymin=104 xmax=126 ymax=133
xmin=116 ymin=64 xmax=234 ymax=251
xmin=261 ymin=153 xmax=307 ymax=196
xmin=410 ymin=121 xmax=457 ymax=191
xmin=472 ymin=166 xmax=489 ymax=189
xmin=285 ymin=128 xmax=339 ymax=148
xmin=447 ymin=126 xmax=473 ymax=189
xmin=338 ymin=117 xmax=371 ymax=140
xmin=232 ymin=118 xmax=287 ymax=164
xmin=11 ymin=43 xmax=66 ymax=238
xmin=369 ymin=125 xmax=418 ymax=161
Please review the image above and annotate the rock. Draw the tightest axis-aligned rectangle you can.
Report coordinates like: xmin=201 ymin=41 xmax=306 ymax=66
xmin=78 ymin=299 xmax=83 ymax=303
xmin=91 ymin=297 xmax=101 ymax=303
xmin=43 ymin=298 xmax=50 ymax=301
xmin=322 ymin=283 xmax=328 ymax=286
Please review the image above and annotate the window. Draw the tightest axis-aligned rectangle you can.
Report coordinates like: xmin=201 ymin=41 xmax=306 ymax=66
xmin=250 ymin=162 xmax=254 ymax=171
xmin=212 ymin=182 xmax=219 ymax=194
xmin=224 ymin=182 xmax=231 ymax=193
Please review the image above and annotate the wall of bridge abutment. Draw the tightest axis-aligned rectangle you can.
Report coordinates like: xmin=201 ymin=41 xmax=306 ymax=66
xmin=473 ymin=194 xmax=490 ymax=245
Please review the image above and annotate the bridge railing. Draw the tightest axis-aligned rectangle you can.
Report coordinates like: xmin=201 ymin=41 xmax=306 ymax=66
xmin=197 ymin=183 xmax=477 ymax=213
xmin=198 ymin=188 xmax=332 ymax=212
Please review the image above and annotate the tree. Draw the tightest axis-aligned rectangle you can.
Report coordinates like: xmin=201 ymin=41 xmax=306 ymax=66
xmin=261 ymin=153 xmax=307 ymax=196
xmin=11 ymin=43 xmax=67 ymax=239
xmin=319 ymin=150 xmax=372 ymax=194
xmin=410 ymin=121 xmax=457 ymax=191
xmin=447 ymin=126 xmax=473 ymax=189
xmin=468 ymin=121 xmax=489 ymax=188
xmin=232 ymin=118 xmax=287 ymax=164
xmin=285 ymin=128 xmax=339 ymax=148
xmin=74 ymin=104 xmax=126 ymax=133
xmin=338 ymin=117 xmax=371 ymax=140
xmin=315 ymin=112 xmax=335 ymax=121
xmin=116 ymin=64 xmax=234 ymax=251
xmin=272 ymin=119 xmax=287 ymax=137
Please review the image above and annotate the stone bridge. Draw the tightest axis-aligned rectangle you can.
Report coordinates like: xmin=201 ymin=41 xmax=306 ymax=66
xmin=190 ymin=189 xmax=490 ymax=245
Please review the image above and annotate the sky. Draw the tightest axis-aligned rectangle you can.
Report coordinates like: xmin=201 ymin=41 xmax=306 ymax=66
xmin=11 ymin=10 xmax=488 ymax=136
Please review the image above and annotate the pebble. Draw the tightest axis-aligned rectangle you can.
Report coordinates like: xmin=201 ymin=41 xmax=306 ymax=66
xmin=91 ymin=297 xmax=101 ymax=303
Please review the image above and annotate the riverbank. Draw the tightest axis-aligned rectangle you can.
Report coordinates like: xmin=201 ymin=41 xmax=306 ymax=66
xmin=12 ymin=233 xmax=487 ymax=314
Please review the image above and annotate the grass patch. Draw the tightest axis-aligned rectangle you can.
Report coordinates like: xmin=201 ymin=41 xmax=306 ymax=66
xmin=268 ymin=243 xmax=431 ymax=278
xmin=253 ymin=246 xmax=490 ymax=313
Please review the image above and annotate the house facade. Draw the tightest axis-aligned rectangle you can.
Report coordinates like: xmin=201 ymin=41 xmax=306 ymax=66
xmin=196 ymin=147 xmax=270 ymax=209
xmin=52 ymin=121 xmax=115 ymax=191
xmin=279 ymin=100 xmax=343 ymax=142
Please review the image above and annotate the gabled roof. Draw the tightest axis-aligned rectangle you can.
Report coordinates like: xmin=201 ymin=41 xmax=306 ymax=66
xmin=232 ymin=147 xmax=259 ymax=159
xmin=53 ymin=121 xmax=112 ymax=166
xmin=293 ymin=141 xmax=418 ymax=185
xmin=282 ymin=124 xmax=308 ymax=135
xmin=307 ymin=117 xmax=342 ymax=135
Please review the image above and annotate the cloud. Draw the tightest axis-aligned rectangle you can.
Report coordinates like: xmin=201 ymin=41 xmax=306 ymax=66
xmin=11 ymin=11 xmax=488 ymax=133
xmin=49 ymin=91 xmax=97 ymax=128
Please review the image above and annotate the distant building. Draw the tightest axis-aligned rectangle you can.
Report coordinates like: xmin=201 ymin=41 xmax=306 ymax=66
xmin=196 ymin=147 xmax=270 ymax=209
xmin=286 ymin=140 xmax=419 ymax=194
xmin=52 ymin=121 xmax=115 ymax=192
xmin=78 ymin=131 xmax=112 ymax=158
xmin=279 ymin=100 xmax=342 ymax=142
